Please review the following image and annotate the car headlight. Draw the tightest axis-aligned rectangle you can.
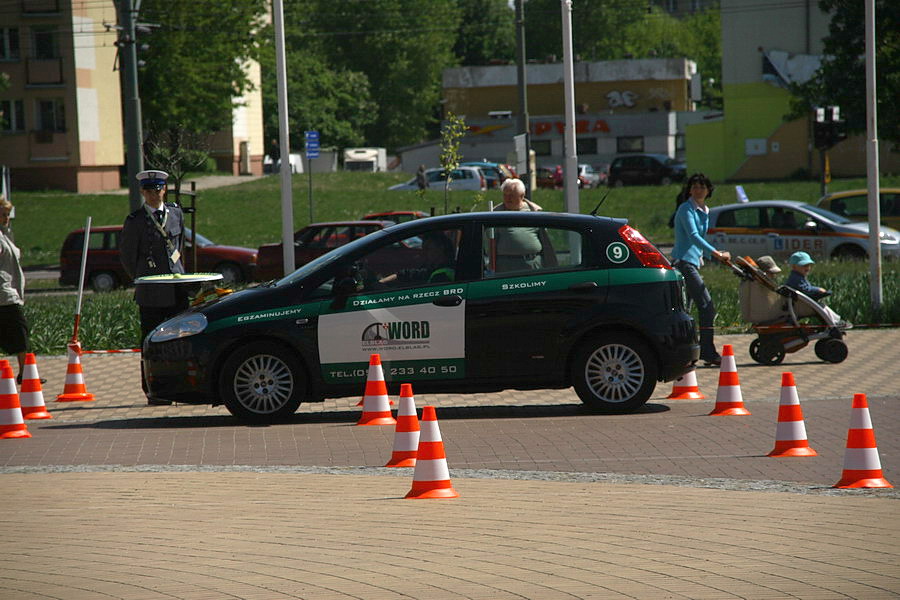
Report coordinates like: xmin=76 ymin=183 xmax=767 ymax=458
xmin=150 ymin=313 xmax=208 ymax=342
xmin=879 ymin=231 xmax=897 ymax=243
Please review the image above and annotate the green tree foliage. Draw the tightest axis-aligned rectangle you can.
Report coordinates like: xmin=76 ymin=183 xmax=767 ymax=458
xmin=300 ymin=0 xmax=461 ymax=150
xmin=454 ymin=0 xmax=516 ymax=66
xmin=439 ymin=112 xmax=467 ymax=213
xmin=258 ymin=40 xmax=377 ymax=152
xmin=619 ymin=7 xmax=722 ymax=109
xmin=523 ymin=0 xmax=645 ymax=61
xmin=788 ymin=0 xmax=900 ymax=144
xmin=137 ymin=0 xmax=267 ymax=135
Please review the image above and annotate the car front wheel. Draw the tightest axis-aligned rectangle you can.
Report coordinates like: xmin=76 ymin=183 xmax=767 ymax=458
xmin=571 ymin=333 xmax=657 ymax=412
xmin=219 ymin=341 xmax=305 ymax=423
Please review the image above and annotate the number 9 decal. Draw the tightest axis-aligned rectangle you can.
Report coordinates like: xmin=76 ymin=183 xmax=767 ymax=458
xmin=606 ymin=242 xmax=630 ymax=264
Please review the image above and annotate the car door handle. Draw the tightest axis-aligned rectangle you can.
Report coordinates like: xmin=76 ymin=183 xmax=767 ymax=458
xmin=568 ymin=281 xmax=598 ymax=292
xmin=433 ymin=295 xmax=463 ymax=307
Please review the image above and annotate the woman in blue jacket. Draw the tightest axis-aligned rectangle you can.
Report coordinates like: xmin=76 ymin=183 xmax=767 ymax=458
xmin=670 ymin=173 xmax=730 ymax=366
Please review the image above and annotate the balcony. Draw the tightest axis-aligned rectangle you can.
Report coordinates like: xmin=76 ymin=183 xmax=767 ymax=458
xmin=26 ymin=58 xmax=63 ymax=85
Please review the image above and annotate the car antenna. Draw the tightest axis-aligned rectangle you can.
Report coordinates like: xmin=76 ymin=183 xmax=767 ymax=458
xmin=589 ymin=189 xmax=611 ymax=216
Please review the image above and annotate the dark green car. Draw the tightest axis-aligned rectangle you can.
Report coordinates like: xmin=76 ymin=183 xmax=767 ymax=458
xmin=144 ymin=212 xmax=699 ymax=422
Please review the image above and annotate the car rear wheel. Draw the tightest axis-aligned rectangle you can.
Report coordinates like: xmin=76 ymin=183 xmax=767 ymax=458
xmin=571 ymin=333 xmax=657 ymax=412
xmin=214 ymin=262 xmax=243 ymax=285
xmin=90 ymin=271 xmax=117 ymax=292
xmin=219 ymin=341 xmax=305 ymax=423
xmin=832 ymin=245 xmax=866 ymax=260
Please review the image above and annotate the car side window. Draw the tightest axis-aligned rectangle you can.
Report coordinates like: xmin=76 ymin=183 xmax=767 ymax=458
xmin=837 ymin=195 xmax=867 ymax=218
xmin=482 ymin=224 xmax=585 ymax=278
xmin=732 ymin=208 xmax=764 ymax=228
xmin=882 ymin=194 xmax=900 ymax=217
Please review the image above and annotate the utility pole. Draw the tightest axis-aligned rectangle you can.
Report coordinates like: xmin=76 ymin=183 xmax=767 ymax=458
xmin=118 ymin=0 xmax=144 ymax=212
xmin=514 ymin=0 xmax=531 ymax=197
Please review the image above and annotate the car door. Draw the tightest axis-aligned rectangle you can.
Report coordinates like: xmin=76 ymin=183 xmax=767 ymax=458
xmin=315 ymin=226 xmax=468 ymax=385
xmin=707 ymin=205 xmax=770 ymax=258
xmin=466 ymin=220 xmax=605 ymax=381
xmin=764 ymin=206 xmax=828 ymax=260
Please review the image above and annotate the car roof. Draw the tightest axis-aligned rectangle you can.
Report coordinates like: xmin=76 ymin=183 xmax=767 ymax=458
xmin=68 ymin=224 xmax=122 ymax=234
xmin=819 ymin=188 xmax=900 ymax=201
xmin=710 ymin=200 xmax=811 ymax=212
xmin=378 ymin=210 xmax=625 ymax=230
xmin=363 ymin=210 xmax=428 ymax=217
xmin=302 ymin=220 xmax=394 ymax=228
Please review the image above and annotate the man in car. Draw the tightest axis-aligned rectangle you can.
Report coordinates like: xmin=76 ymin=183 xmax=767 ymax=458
xmin=491 ymin=178 xmax=555 ymax=272
xmin=120 ymin=170 xmax=188 ymax=404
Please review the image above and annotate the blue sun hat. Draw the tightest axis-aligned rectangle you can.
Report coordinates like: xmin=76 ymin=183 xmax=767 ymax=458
xmin=788 ymin=251 xmax=814 ymax=266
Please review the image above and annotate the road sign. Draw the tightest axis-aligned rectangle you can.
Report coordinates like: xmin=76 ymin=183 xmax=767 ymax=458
xmin=305 ymin=130 xmax=320 ymax=159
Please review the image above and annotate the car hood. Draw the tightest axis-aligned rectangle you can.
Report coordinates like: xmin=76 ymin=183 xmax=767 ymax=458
xmin=839 ymin=221 xmax=900 ymax=239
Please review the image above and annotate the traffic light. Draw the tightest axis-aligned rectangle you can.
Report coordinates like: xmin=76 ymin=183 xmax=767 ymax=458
xmin=812 ymin=106 xmax=846 ymax=150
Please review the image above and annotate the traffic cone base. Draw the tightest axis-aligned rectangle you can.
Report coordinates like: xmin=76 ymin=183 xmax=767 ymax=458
xmin=666 ymin=369 xmax=704 ymax=400
xmin=57 ymin=343 xmax=95 ymax=402
xmin=19 ymin=353 xmax=52 ymax=419
xmin=768 ymin=444 xmax=817 ymax=458
xmin=708 ymin=345 xmax=750 ymax=416
xmin=834 ymin=472 xmax=892 ymax=489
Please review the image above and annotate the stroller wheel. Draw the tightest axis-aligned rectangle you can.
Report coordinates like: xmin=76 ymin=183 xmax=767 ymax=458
xmin=815 ymin=338 xmax=848 ymax=363
xmin=750 ymin=338 xmax=785 ymax=365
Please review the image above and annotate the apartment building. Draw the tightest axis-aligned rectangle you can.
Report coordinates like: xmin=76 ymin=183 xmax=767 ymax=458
xmin=0 ymin=0 xmax=123 ymax=192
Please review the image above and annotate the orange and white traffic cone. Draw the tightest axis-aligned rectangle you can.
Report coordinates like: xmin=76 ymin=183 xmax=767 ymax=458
xmin=666 ymin=368 xmax=704 ymax=400
xmin=385 ymin=383 xmax=420 ymax=467
xmin=708 ymin=344 xmax=750 ymax=416
xmin=356 ymin=354 xmax=396 ymax=426
xmin=57 ymin=342 xmax=95 ymax=402
xmin=834 ymin=393 xmax=892 ymax=488
xmin=405 ymin=405 xmax=459 ymax=499
xmin=0 ymin=365 xmax=30 ymax=439
xmin=19 ymin=353 xmax=52 ymax=420
xmin=767 ymin=372 xmax=815 ymax=457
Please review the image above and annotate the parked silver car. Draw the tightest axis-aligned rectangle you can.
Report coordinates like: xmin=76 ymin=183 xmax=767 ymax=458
xmin=389 ymin=166 xmax=487 ymax=191
xmin=707 ymin=200 xmax=900 ymax=261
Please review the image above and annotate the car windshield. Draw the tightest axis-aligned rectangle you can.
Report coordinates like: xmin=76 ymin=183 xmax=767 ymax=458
xmin=274 ymin=226 xmax=395 ymax=286
xmin=800 ymin=204 xmax=852 ymax=224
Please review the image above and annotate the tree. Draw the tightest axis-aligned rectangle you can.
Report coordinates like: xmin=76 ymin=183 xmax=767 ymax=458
xmin=137 ymin=0 xmax=268 ymax=170
xmin=454 ymin=0 xmax=516 ymax=66
xmin=302 ymin=0 xmax=461 ymax=149
xmin=439 ymin=113 xmax=467 ymax=214
xmin=258 ymin=43 xmax=377 ymax=152
xmin=788 ymin=0 xmax=900 ymax=144
xmin=523 ymin=0 xmax=645 ymax=62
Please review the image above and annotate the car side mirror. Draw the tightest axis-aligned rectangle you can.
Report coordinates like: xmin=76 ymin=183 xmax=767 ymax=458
xmin=803 ymin=220 xmax=818 ymax=231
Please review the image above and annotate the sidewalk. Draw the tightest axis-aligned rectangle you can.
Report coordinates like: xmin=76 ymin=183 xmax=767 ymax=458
xmin=1 ymin=329 xmax=898 ymax=599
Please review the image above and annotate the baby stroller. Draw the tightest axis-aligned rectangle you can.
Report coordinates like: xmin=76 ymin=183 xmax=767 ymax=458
xmin=727 ymin=256 xmax=850 ymax=365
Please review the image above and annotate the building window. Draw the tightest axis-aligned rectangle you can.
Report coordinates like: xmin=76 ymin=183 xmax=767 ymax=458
xmin=532 ymin=140 xmax=552 ymax=156
xmin=616 ymin=136 xmax=644 ymax=153
xmin=36 ymin=98 xmax=65 ymax=132
xmin=576 ymin=137 xmax=597 ymax=155
xmin=31 ymin=26 xmax=59 ymax=60
xmin=1 ymin=100 xmax=26 ymax=132
xmin=1 ymin=28 xmax=20 ymax=60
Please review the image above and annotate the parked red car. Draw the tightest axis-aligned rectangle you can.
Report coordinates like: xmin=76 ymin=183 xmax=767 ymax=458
xmin=59 ymin=225 xmax=258 ymax=292
xmin=254 ymin=220 xmax=400 ymax=281
xmin=362 ymin=210 xmax=430 ymax=224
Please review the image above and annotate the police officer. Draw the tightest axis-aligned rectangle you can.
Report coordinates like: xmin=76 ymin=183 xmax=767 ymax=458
xmin=120 ymin=170 xmax=187 ymax=404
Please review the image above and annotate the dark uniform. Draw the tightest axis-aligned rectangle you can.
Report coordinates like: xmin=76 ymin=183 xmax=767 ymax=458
xmin=120 ymin=200 xmax=188 ymax=343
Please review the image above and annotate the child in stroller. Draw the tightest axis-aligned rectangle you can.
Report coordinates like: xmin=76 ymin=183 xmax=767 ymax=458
xmin=726 ymin=255 xmax=850 ymax=365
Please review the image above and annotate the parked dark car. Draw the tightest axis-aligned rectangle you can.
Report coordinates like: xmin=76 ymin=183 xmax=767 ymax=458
xmin=143 ymin=211 xmax=699 ymax=422
xmin=607 ymin=154 xmax=686 ymax=187
xmin=254 ymin=220 xmax=403 ymax=281
xmin=59 ymin=225 xmax=257 ymax=292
